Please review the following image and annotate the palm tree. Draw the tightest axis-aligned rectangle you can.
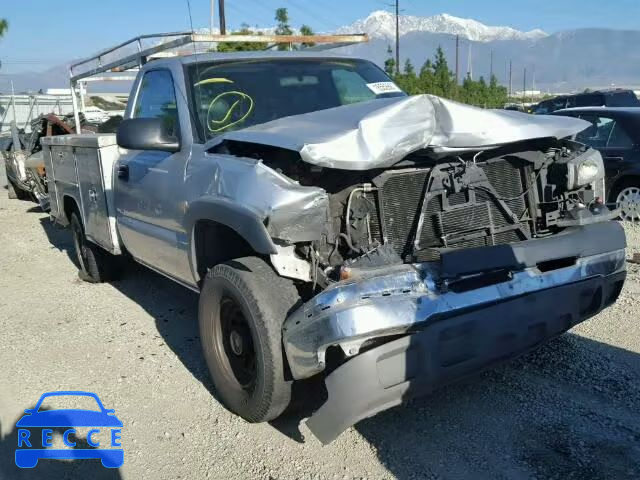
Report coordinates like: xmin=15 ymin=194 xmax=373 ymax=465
xmin=0 ymin=19 xmax=8 ymax=37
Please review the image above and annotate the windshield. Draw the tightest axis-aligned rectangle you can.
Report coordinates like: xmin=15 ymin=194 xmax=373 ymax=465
xmin=188 ymin=58 xmax=405 ymax=141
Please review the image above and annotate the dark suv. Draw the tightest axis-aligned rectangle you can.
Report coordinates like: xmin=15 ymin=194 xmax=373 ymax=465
xmin=534 ymin=89 xmax=640 ymax=114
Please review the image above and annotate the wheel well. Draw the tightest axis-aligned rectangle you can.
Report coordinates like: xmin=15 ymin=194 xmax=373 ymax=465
xmin=193 ymin=220 xmax=256 ymax=283
xmin=63 ymin=195 xmax=80 ymax=225
xmin=609 ymin=175 xmax=640 ymax=202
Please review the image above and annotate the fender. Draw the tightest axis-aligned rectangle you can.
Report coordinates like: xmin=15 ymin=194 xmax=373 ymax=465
xmin=184 ymin=196 xmax=278 ymax=281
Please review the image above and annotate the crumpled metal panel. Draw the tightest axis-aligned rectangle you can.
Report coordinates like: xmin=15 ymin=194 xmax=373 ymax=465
xmin=202 ymin=155 xmax=329 ymax=243
xmin=206 ymin=95 xmax=590 ymax=170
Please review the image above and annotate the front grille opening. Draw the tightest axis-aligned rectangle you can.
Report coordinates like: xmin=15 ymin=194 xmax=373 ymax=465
xmin=377 ymin=158 xmax=532 ymax=261
xmin=537 ymin=257 xmax=577 ymax=273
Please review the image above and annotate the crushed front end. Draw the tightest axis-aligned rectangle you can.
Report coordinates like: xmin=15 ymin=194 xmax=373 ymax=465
xmin=211 ymin=95 xmax=627 ymax=443
xmin=276 ymin=137 xmax=626 ymax=443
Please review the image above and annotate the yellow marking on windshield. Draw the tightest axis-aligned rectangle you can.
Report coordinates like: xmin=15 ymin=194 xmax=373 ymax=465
xmin=207 ymin=91 xmax=254 ymax=133
xmin=194 ymin=78 xmax=234 ymax=87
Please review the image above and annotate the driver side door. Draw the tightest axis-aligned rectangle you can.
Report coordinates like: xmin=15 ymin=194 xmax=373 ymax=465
xmin=114 ymin=69 xmax=191 ymax=282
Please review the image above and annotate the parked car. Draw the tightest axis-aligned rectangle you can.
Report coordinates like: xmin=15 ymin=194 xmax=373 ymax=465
xmin=3 ymin=114 xmax=75 ymax=209
xmin=534 ymin=89 xmax=640 ymax=114
xmin=43 ymin=46 xmax=627 ymax=444
xmin=552 ymin=107 xmax=640 ymax=221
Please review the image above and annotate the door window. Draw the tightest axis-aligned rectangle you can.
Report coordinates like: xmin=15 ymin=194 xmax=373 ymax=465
xmin=576 ymin=115 xmax=632 ymax=149
xmin=133 ymin=70 xmax=179 ymax=136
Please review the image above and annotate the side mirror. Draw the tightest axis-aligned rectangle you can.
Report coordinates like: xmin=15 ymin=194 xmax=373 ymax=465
xmin=116 ymin=117 xmax=180 ymax=153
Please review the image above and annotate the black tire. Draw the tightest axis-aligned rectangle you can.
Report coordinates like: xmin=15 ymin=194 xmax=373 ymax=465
xmin=199 ymin=256 xmax=300 ymax=423
xmin=70 ymin=211 xmax=119 ymax=283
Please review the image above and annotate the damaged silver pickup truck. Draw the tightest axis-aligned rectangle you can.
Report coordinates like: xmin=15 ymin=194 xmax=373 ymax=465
xmin=43 ymin=51 xmax=626 ymax=443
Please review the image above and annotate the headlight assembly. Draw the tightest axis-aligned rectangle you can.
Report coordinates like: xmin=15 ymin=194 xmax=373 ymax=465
xmin=550 ymin=148 xmax=605 ymax=192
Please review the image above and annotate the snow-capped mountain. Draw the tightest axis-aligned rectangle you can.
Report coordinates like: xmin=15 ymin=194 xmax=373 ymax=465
xmin=337 ymin=10 xmax=547 ymax=42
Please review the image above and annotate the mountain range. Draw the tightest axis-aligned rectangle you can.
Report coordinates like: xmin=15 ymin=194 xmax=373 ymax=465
xmin=4 ymin=11 xmax=640 ymax=94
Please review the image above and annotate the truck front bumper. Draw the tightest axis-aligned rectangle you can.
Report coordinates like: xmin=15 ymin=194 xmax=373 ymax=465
xmin=283 ymin=222 xmax=627 ymax=382
xmin=285 ymin=222 xmax=627 ymax=443
xmin=305 ymin=264 xmax=626 ymax=443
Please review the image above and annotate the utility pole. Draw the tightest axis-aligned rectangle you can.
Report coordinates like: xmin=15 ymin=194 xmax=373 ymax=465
xmin=214 ymin=0 xmax=215 ymax=35
xmin=10 ymin=80 xmax=16 ymax=124
xmin=218 ymin=0 xmax=226 ymax=35
xmin=532 ymin=64 xmax=536 ymax=92
xmin=523 ymin=67 xmax=527 ymax=105
xmin=395 ymin=0 xmax=400 ymax=74
xmin=467 ymin=43 xmax=473 ymax=80
xmin=510 ymin=61 xmax=515 ymax=98
xmin=455 ymin=35 xmax=460 ymax=85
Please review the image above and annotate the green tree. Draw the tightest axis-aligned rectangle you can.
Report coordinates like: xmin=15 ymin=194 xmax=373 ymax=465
xmin=394 ymin=59 xmax=421 ymax=94
xmin=432 ymin=46 xmax=456 ymax=98
xmin=217 ymin=24 xmax=266 ymax=52
xmin=300 ymin=24 xmax=315 ymax=48
xmin=384 ymin=44 xmax=396 ymax=78
xmin=487 ymin=74 xmax=508 ymax=108
xmin=275 ymin=7 xmax=293 ymax=50
xmin=0 ymin=19 xmax=7 ymax=38
xmin=418 ymin=59 xmax=435 ymax=93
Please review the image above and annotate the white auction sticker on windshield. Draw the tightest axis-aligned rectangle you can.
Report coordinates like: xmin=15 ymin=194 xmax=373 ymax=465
xmin=366 ymin=82 xmax=402 ymax=95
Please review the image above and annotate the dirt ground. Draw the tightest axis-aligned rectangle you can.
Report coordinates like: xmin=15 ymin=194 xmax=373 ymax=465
xmin=1 ymin=160 xmax=639 ymax=480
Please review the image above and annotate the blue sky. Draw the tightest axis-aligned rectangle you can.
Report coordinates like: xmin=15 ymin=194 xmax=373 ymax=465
xmin=0 ymin=0 xmax=637 ymax=74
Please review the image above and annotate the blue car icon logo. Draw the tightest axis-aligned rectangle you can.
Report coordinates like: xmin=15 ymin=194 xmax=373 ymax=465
xmin=15 ymin=391 xmax=123 ymax=468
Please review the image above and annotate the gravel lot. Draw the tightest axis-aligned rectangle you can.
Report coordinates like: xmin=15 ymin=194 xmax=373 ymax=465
xmin=1 ymin=160 xmax=639 ymax=480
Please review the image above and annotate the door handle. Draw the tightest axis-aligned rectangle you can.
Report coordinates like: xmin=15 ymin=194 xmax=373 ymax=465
xmin=117 ymin=164 xmax=129 ymax=181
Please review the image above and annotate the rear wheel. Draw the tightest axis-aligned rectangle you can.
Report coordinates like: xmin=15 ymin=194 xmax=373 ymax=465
xmin=70 ymin=211 xmax=119 ymax=282
xmin=613 ymin=182 xmax=640 ymax=222
xmin=199 ymin=256 xmax=300 ymax=423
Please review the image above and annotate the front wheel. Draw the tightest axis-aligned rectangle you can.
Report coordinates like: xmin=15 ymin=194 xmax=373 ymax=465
xmin=199 ymin=256 xmax=300 ymax=423
xmin=614 ymin=183 xmax=640 ymax=222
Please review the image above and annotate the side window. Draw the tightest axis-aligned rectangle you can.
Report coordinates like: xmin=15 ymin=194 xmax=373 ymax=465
xmin=576 ymin=115 xmax=632 ymax=149
xmin=552 ymin=97 xmax=567 ymax=111
xmin=607 ymin=121 xmax=633 ymax=148
xmin=134 ymin=70 xmax=179 ymax=136
xmin=331 ymin=69 xmax=377 ymax=105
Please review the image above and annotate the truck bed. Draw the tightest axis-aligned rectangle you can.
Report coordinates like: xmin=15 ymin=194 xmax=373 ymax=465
xmin=42 ymin=134 xmax=122 ymax=254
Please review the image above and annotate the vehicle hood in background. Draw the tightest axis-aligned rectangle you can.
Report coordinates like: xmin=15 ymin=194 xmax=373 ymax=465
xmin=207 ymin=94 xmax=590 ymax=170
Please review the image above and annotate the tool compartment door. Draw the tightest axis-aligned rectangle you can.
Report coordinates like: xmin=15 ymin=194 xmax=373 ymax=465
xmin=76 ymin=146 xmax=113 ymax=251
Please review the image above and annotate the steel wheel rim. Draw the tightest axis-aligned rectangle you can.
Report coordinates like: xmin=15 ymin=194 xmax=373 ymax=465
xmin=616 ymin=186 xmax=640 ymax=222
xmin=215 ymin=296 xmax=257 ymax=391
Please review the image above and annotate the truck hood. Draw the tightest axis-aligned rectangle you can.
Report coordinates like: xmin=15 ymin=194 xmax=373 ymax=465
xmin=206 ymin=94 xmax=590 ymax=170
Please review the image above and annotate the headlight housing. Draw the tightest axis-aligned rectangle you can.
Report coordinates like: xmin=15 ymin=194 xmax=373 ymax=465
xmin=550 ymin=148 xmax=605 ymax=192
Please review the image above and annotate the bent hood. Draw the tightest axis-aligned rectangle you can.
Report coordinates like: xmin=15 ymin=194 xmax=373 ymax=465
xmin=207 ymin=94 xmax=589 ymax=170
